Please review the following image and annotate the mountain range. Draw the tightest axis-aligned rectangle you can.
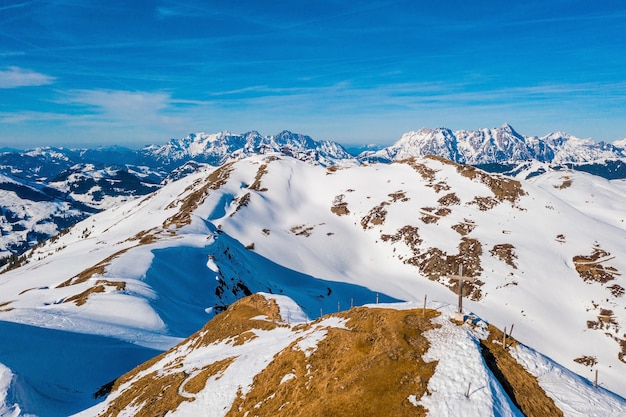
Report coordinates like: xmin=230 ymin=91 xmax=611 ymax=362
xmin=0 ymin=149 xmax=625 ymax=415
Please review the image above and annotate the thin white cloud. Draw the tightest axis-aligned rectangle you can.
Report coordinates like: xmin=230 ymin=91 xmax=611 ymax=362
xmin=0 ymin=66 xmax=55 ymax=88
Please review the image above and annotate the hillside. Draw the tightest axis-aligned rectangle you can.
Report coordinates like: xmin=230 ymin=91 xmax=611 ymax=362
xmin=0 ymin=153 xmax=625 ymax=415
xmin=71 ymin=293 xmax=625 ymax=417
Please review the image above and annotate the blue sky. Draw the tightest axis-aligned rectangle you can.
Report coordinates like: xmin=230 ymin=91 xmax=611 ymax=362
xmin=1 ymin=1 xmax=626 ymax=148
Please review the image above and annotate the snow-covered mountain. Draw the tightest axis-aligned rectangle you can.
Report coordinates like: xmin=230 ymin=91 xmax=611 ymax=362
xmin=0 ymin=159 xmax=164 ymax=261
xmin=360 ymin=123 xmax=626 ymax=166
xmin=0 ymin=153 xmax=624 ymax=415
xmin=140 ymin=130 xmax=355 ymax=168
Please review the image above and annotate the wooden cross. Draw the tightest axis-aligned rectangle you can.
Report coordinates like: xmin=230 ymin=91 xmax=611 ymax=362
xmin=448 ymin=265 xmax=475 ymax=314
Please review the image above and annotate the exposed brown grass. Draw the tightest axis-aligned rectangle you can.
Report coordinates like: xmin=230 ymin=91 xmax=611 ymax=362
xmin=555 ymin=176 xmax=573 ymax=189
xmin=437 ymin=192 xmax=460 ymax=206
xmin=0 ymin=300 xmax=13 ymax=312
xmin=490 ymin=243 xmax=518 ymax=269
xmin=182 ymin=357 xmax=236 ymax=395
xmin=451 ymin=219 xmax=476 ymax=236
xmin=360 ymin=202 xmax=389 ymax=229
xmin=573 ymin=355 xmax=597 ymax=367
xmin=396 ymin=158 xmax=437 ymax=182
xmin=573 ymin=247 xmax=620 ymax=284
xmin=388 ymin=190 xmax=409 ymax=202
xmin=381 ymin=225 xmax=422 ymax=250
xmin=330 ymin=194 xmax=350 ymax=216
xmin=608 ymin=284 xmax=625 ymax=297
xmin=226 ymin=307 xmax=440 ymax=417
xmin=469 ymin=196 xmax=500 ymax=211
xmin=424 ymin=155 xmax=527 ymax=205
xmin=479 ymin=324 xmax=563 ymax=417
xmin=163 ymin=162 xmax=235 ymax=228
xmin=249 ymin=163 xmax=269 ymax=191
xmin=290 ymin=224 xmax=315 ymax=237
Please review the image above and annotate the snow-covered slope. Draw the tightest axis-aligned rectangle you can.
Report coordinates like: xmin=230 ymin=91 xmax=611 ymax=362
xmin=360 ymin=123 xmax=626 ymax=165
xmin=0 ymin=154 xmax=625 ymax=415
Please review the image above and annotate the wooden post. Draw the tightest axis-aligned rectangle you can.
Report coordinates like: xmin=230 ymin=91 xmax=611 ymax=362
xmin=503 ymin=326 xmax=507 ymax=348
xmin=448 ymin=265 xmax=475 ymax=315
xmin=338 ymin=301 xmax=340 ymax=312
xmin=376 ymin=293 xmax=379 ymax=304
xmin=594 ymin=369 xmax=598 ymax=388
xmin=423 ymin=294 xmax=427 ymax=318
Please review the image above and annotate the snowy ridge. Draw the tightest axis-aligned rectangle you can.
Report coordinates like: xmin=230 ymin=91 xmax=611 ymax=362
xmin=360 ymin=123 xmax=626 ymax=165
xmin=0 ymin=153 xmax=625 ymax=415
xmin=140 ymin=130 xmax=355 ymax=168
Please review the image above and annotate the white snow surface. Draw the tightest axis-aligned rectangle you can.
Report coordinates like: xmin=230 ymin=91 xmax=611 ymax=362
xmin=0 ymin=153 xmax=625 ymax=415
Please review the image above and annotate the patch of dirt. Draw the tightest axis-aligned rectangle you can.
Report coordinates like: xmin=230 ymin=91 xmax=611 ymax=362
xmin=381 ymin=225 xmax=422 ymax=250
xmin=490 ymin=243 xmax=518 ymax=269
xmin=226 ymin=307 xmax=440 ymax=417
xmin=469 ymin=196 xmax=499 ymax=211
xmin=437 ymin=192 xmax=460 ymax=206
xmin=555 ymin=234 xmax=566 ymax=243
xmin=249 ymin=163 xmax=269 ymax=191
xmin=555 ymin=176 xmax=573 ymax=189
xmin=405 ymin=238 xmax=484 ymax=300
xmin=360 ymin=202 xmax=389 ymax=229
xmin=232 ymin=192 xmax=251 ymax=214
xmin=573 ymin=247 xmax=620 ymax=284
xmin=451 ymin=219 xmax=476 ymax=236
xmin=424 ymin=155 xmax=526 ymax=206
xmin=396 ymin=158 xmax=437 ymax=182
xmin=331 ymin=194 xmax=350 ymax=216
xmin=0 ymin=301 xmax=13 ymax=312
xmin=573 ymin=355 xmax=597 ymax=367
xmin=607 ymin=284 xmax=625 ymax=297
xmin=388 ymin=190 xmax=409 ymax=202
xmin=290 ymin=224 xmax=315 ymax=237
xmin=479 ymin=324 xmax=563 ymax=417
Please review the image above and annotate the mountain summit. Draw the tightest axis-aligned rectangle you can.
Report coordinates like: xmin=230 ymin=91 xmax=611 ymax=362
xmin=359 ymin=124 xmax=626 ymax=165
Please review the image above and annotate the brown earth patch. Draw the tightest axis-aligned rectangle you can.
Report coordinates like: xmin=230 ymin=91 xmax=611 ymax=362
xmin=360 ymin=202 xmax=388 ymax=229
xmin=437 ymin=192 xmax=460 ymax=206
xmin=396 ymin=158 xmax=437 ymax=182
xmin=573 ymin=355 xmax=597 ymax=367
xmin=555 ymin=234 xmax=566 ymax=243
xmin=290 ymin=224 xmax=315 ymax=237
xmin=226 ymin=307 xmax=440 ymax=417
xmin=490 ymin=243 xmax=518 ymax=269
xmin=331 ymin=194 xmax=350 ymax=216
xmin=388 ymin=190 xmax=409 ymax=202
xmin=555 ymin=176 xmax=573 ymax=189
xmin=573 ymin=247 xmax=620 ymax=284
xmin=381 ymin=225 xmax=422 ymax=250
xmin=425 ymin=155 xmax=526 ymax=205
xmin=405 ymin=238 xmax=484 ymax=300
xmin=249 ymin=163 xmax=269 ymax=191
xmin=451 ymin=219 xmax=476 ymax=236
xmin=0 ymin=300 xmax=13 ymax=312
xmin=479 ymin=324 xmax=563 ymax=417
xmin=469 ymin=196 xmax=499 ymax=211
xmin=163 ymin=162 xmax=235 ymax=228
xmin=232 ymin=192 xmax=251 ymax=214
xmin=608 ymin=284 xmax=625 ymax=297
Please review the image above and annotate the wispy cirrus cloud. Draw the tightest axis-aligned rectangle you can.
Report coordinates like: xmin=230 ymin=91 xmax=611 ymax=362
xmin=0 ymin=66 xmax=55 ymax=88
